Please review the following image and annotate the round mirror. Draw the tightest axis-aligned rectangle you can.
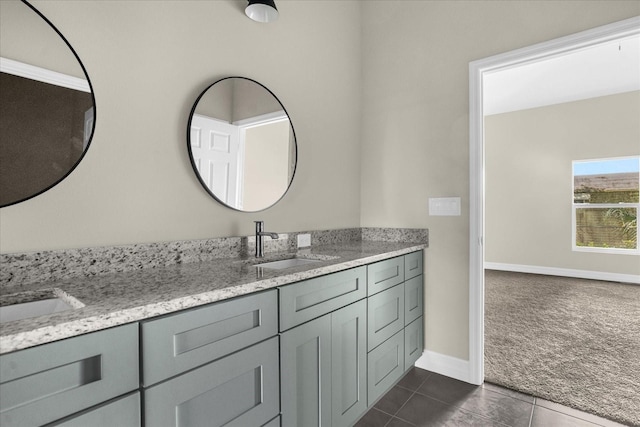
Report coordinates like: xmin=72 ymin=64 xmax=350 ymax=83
xmin=0 ymin=0 xmax=95 ymax=208
xmin=187 ymin=77 xmax=297 ymax=212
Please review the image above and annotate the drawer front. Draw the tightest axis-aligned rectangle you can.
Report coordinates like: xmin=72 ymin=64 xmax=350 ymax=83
xmin=367 ymin=256 xmax=405 ymax=296
xmin=404 ymin=275 xmax=423 ymax=326
xmin=404 ymin=317 xmax=424 ymax=369
xmin=144 ymin=336 xmax=280 ymax=427
xmin=367 ymin=330 xmax=405 ymax=406
xmin=404 ymin=251 xmax=423 ymax=280
xmin=279 ymin=266 xmax=366 ymax=331
xmin=367 ymin=284 xmax=404 ymax=351
xmin=0 ymin=323 xmax=139 ymax=427
xmin=52 ymin=392 xmax=140 ymax=427
xmin=142 ymin=289 xmax=277 ymax=386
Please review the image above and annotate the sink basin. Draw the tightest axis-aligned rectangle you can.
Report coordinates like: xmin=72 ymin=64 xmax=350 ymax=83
xmin=254 ymin=258 xmax=322 ymax=270
xmin=0 ymin=288 xmax=83 ymax=324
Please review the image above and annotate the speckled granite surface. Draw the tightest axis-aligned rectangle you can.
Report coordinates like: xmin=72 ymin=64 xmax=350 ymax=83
xmin=0 ymin=228 xmax=427 ymax=354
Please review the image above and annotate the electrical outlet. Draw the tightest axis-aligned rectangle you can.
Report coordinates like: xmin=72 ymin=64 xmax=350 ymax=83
xmin=297 ymin=233 xmax=311 ymax=248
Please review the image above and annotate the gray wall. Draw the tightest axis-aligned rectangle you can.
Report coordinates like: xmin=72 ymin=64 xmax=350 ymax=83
xmin=485 ymin=91 xmax=640 ymax=276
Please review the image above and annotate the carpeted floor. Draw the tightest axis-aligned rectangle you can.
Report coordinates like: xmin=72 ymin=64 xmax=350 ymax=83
xmin=484 ymin=270 xmax=640 ymax=426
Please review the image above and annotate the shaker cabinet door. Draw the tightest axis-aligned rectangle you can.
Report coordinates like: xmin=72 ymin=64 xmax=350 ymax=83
xmin=280 ymin=315 xmax=332 ymax=427
xmin=367 ymin=330 xmax=405 ymax=406
xmin=404 ymin=275 xmax=423 ymax=326
xmin=405 ymin=316 xmax=424 ymax=369
xmin=331 ymin=300 xmax=367 ymax=427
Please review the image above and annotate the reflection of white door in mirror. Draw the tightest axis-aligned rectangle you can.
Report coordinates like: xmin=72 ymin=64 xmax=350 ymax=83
xmin=190 ymin=114 xmax=242 ymax=208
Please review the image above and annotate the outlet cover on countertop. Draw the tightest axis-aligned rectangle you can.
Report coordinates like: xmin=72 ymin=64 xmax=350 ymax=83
xmin=429 ymin=197 xmax=461 ymax=216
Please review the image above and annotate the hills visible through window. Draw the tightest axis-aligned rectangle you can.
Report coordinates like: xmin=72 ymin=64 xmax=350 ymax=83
xmin=573 ymin=157 xmax=639 ymax=253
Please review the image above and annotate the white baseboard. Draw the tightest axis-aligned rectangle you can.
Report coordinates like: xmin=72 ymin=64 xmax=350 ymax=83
xmin=415 ymin=350 xmax=474 ymax=384
xmin=484 ymin=262 xmax=640 ymax=285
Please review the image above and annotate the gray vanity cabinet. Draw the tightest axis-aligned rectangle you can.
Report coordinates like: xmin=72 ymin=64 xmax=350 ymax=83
xmin=144 ymin=337 xmax=280 ymax=427
xmin=0 ymin=323 xmax=139 ymax=427
xmin=141 ymin=289 xmax=280 ymax=427
xmin=280 ymin=298 xmax=367 ymax=427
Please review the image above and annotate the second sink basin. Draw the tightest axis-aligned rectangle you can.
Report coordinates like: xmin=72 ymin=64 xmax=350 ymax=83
xmin=0 ymin=288 xmax=84 ymax=324
xmin=254 ymin=258 xmax=321 ymax=270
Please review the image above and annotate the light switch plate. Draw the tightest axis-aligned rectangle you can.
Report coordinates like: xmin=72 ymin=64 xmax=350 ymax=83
xmin=429 ymin=197 xmax=461 ymax=216
xmin=297 ymin=233 xmax=311 ymax=248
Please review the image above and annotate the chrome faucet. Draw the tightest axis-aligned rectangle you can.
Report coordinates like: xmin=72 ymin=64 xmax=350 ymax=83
xmin=255 ymin=221 xmax=279 ymax=258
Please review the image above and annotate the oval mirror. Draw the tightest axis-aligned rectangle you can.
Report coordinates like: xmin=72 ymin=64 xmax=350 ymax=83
xmin=187 ymin=77 xmax=297 ymax=212
xmin=0 ymin=0 xmax=95 ymax=208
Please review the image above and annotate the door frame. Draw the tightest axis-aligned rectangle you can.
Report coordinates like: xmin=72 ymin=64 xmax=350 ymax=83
xmin=467 ymin=16 xmax=640 ymax=385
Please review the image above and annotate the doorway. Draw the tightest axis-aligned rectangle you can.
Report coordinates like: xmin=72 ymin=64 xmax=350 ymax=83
xmin=467 ymin=16 xmax=640 ymax=386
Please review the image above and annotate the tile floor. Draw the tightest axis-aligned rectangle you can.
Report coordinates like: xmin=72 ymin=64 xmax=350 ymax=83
xmin=354 ymin=367 xmax=627 ymax=427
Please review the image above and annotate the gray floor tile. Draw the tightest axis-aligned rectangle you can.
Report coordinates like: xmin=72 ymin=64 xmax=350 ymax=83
xmin=354 ymin=407 xmax=393 ymax=427
xmin=397 ymin=367 xmax=432 ymax=391
xmin=535 ymin=399 xmax=628 ymax=427
xmin=374 ymin=385 xmax=414 ymax=415
xmin=393 ymin=392 xmax=501 ymax=427
xmin=386 ymin=417 xmax=416 ymax=427
xmin=458 ymin=387 xmax=533 ymax=427
xmin=415 ymin=372 xmax=478 ymax=405
xmin=531 ymin=406 xmax=601 ymax=427
xmin=482 ymin=381 xmax=535 ymax=404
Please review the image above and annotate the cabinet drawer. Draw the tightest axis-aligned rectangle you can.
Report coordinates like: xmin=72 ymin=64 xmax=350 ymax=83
xmin=0 ymin=323 xmax=138 ymax=427
xmin=142 ymin=289 xmax=277 ymax=386
xmin=404 ymin=275 xmax=423 ymax=326
xmin=367 ymin=284 xmax=404 ymax=351
xmin=367 ymin=256 xmax=404 ymax=296
xmin=144 ymin=336 xmax=280 ymax=427
xmin=279 ymin=266 xmax=366 ymax=331
xmin=405 ymin=317 xmax=423 ymax=369
xmin=404 ymin=251 xmax=423 ymax=280
xmin=367 ymin=330 xmax=404 ymax=406
xmin=52 ymin=392 xmax=140 ymax=427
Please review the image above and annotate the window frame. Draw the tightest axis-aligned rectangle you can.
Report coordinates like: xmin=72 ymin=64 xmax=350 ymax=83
xmin=572 ymin=156 xmax=640 ymax=255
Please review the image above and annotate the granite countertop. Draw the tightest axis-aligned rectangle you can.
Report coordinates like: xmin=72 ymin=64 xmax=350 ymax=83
xmin=0 ymin=240 xmax=426 ymax=354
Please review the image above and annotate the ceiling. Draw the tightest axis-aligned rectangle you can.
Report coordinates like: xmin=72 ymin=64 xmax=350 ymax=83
xmin=483 ymin=34 xmax=640 ymax=116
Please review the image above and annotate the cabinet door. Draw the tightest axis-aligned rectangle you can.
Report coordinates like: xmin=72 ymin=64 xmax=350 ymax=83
xmin=279 ymin=266 xmax=366 ymax=331
xmin=142 ymin=289 xmax=277 ymax=386
xmin=367 ymin=330 xmax=405 ymax=406
xmin=367 ymin=284 xmax=404 ymax=351
xmin=404 ymin=251 xmax=423 ymax=280
xmin=280 ymin=315 xmax=332 ymax=427
xmin=367 ymin=256 xmax=404 ymax=296
xmin=405 ymin=317 xmax=424 ymax=369
xmin=404 ymin=275 xmax=423 ymax=326
xmin=331 ymin=300 xmax=367 ymax=427
xmin=144 ymin=337 xmax=279 ymax=427
xmin=0 ymin=323 xmax=138 ymax=427
xmin=51 ymin=392 xmax=140 ymax=427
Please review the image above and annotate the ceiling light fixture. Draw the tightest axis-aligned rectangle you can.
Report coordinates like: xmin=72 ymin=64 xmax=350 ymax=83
xmin=245 ymin=0 xmax=279 ymax=23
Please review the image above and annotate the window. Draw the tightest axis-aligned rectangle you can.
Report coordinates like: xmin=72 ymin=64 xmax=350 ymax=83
xmin=572 ymin=157 xmax=639 ymax=254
